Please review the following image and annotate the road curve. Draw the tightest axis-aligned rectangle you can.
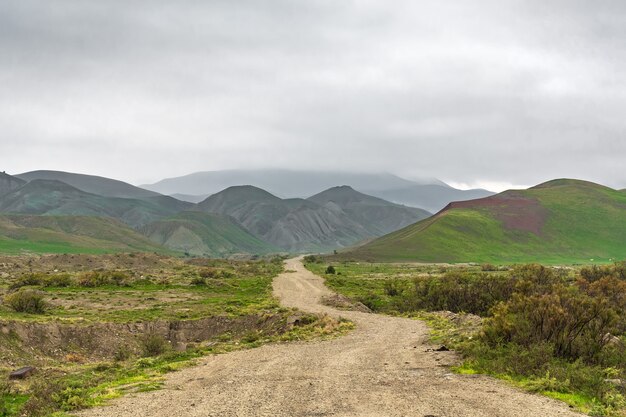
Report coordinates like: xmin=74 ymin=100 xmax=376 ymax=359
xmin=78 ymin=258 xmax=583 ymax=417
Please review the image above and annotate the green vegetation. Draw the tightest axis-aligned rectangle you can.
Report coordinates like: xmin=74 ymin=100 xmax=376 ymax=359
xmin=342 ymin=179 xmax=626 ymax=264
xmin=0 ymin=214 xmax=169 ymax=255
xmin=140 ymin=211 xmax=279 ymax=257
xmin=4 ymin=290 xmax=47 ymax=314
xmin=0 ymin=179 xmax=190 ymax=228
xmin=2 ymin=315 xmax=351 ymax=417
xmin=0 ymin=254 xmax=353 ymax=416
xmin=306 ymin=260 xmax=626 ymax=415
xmin=0 ymin=255 xmax=285 ymax=323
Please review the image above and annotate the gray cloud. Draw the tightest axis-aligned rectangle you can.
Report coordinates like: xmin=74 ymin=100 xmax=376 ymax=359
xmin=1 ymin=0 xmax=625 ymax=189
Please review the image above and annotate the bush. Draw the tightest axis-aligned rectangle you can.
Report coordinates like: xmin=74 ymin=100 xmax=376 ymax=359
xmin=383 ymin=280 xmax=405 ymax=297
xmin=9 ymin=273 xmax=44 ymax=289
xmin=190 ymin=276 xmax=206 ymax=286
xmin=198 ymin=268 xmax=217 ymax=279
xmin=303 ymin=255 xmax=319 ymax=264
xmin=77 ymin=270 xmax=130 ymax=287
xmin=142 ymin=333 xmax=169 ymax=357
xmin=325 ymin=265 xmax=336 ymax=275
xmin=42 ymin=273 xmax=73 ymax=287
xmin=395 ymin=271 xmax=514 ymax=315
xmin=4 ymin=290 xmax=47 ymax=314
xmin=481 ymin=263 xmax=498 ymax=272
xmin=483 ymin=286 xmax=617 ymax=361
xmin=114 ymin=345 xmax=133 ymax=361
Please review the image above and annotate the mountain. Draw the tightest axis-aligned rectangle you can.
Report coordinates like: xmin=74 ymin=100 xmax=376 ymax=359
xmin=307 ymin=186 xmax=430 ymax=236
xmin=368 ymin=184 xmax=494 ymax=213
xmin=170 ymin=193 xmax=210 ymax=203
xmin=141 ymin=169 xmax=492 ymax=212
xmin=0 ymin=180 xmax=192 ymax=227
xmin=0 ymin=214 xmax=167 ymax=254
xmin=0 ymin=172 xmax=26 ymax=197
xmin=17 ymin=170 xmax=160 ymax=199
xmin=342 ymin=179 xmax=626 ymax=264
xmin=195 ymin=185 xmax=430 ymax=253
xmin=142 ymin=169 xmax=439 ymax=197
xmin=140 ymin=211 xmax=278 ymax=257
xmin=196 ymin=185 xmax=370 ymax=252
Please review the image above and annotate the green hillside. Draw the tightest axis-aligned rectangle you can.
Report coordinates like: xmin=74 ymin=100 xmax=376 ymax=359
xmin=16 ymin=170 xmax=160 ymax=199
xmin=140 ymin=211 xmax=278 ymax=257
xmin=0 ymin=180 xmax=191 ymax=227
xmin=343 ymin=179 xmax=626 ymax=264
xmin=0 ymin=215 xmax=168 ymax=254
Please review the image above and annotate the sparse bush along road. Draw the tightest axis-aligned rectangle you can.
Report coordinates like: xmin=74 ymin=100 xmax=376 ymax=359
xmin=78 ymin=258 xmax=583 ymax=417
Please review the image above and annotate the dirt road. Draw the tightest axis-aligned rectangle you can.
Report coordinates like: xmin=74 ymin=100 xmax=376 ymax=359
xmin=78 ymin=258 xmax=582 ymax=417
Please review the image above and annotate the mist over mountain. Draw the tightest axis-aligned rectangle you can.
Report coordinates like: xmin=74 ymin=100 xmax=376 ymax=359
xmin=142 ymin=169 xmax=492 ymax=212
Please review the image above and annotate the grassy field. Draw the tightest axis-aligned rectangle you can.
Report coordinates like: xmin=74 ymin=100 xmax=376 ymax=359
xmin=343 ymin=180 xmax=626 ymax=264
xmin=0 ymin=215 xmax=170 ymax=255
xmin=0 ymin=254 xmax=351 ymax=416
xmin=305 ymin=258 xmax=626 ymax=416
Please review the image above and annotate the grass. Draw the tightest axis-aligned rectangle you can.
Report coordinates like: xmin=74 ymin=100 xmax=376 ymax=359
xmin=341 ymin=180 xmax=626 ymax=264
xmin=2 ymin=315 xmax=353 ymax=417
xmin=0 ymin=256 xmax=282 ymax=323
xmin=0 ymin=254 xmax=354 ymax=416
xmin=305 ymin=260 xmax=626 ymax=416
xmin=0 ymin=214 xmax=170 ymax=255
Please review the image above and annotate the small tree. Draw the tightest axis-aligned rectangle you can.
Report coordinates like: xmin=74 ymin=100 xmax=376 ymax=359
xmin=325 ymin=265 xmax=336 ymax=275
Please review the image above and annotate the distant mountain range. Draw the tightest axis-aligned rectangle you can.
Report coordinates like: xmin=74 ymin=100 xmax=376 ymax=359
xmin=0 ymin=170 xmax=432 ymax=256
xmin=196 ymin=185 xmax=429 ymax=252
xmin=342 ymin=179 xmax=626 ymax=264
xmin=0 ymin=179 xmax=192 ymax=228
xmin=141 ymin=169 xmax=493 ymax=212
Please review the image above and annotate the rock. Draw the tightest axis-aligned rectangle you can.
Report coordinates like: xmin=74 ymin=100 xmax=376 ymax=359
xmin=605 ymin=379 xmax=626 ymax=388
xmin=9 ymin=366 xmax=35 ymax=380
xmin=426 ymin=345 xmax=450 ymax=352
xmin=603 ymin=333 xmax=624 ymax=348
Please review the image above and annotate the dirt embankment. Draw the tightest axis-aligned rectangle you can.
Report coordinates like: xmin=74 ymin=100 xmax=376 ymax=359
xmin=77 ymin=258 xmax=584 ymax=417
xmin=1 ymin=314 xmax=287 ymax=366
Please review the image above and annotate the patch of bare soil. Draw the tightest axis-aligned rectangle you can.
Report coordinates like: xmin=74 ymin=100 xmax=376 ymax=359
xmin=0 ymin=314 xmax=286 ymax=367
xmin=320 ymin=293 xmax=371 ymax=313
xmin=77 ymin=258 xmax=583 ymax=417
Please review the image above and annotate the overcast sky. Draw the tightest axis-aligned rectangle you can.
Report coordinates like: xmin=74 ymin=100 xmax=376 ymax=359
xmin=1 ymin=0 xmax=625 ymax=191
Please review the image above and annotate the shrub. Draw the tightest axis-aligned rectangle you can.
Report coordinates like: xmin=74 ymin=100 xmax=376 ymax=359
xmin=395 ymin=271 xmax=514 ymax=315
xmin=481 ymin=263 xmax=498 ymax=272
xmin=4 ymin=290 xmax=47 ymax=314
xmin=325 ymin=265 xmax=336 ymax=275
xmin=198 ymin=268 xmax=217 ymax=279
xmin=483 ymin=286 xmax=618 ymax=361
xmin=190 ymin=276 xmax=206 ymax=286
xmin=303 ymin=255 xmax=319 ymax=264
xmin=142 ymin=333 xmax=169 ymax=357
xmin=77 ymin=270 xmax=130 ymax=287
xmin=9 ymin=273 xmax=44 ymax=289
xmin=383 ymin=280 xmax=405 ymax=297
xmin=42 ymin=273 xmax=73 ymax=287
xmin=114 ymin=345 xmax=133 ymax=361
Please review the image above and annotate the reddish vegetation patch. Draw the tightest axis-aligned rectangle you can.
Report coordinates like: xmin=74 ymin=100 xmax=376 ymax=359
xmin=441 ymin=193 xmax=548 ymax=235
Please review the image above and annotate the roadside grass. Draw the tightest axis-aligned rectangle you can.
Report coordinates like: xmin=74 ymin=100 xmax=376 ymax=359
xmin=0 ymin=257 xmax=285 ymax=323
xmin=0 ymin=254 xmax=354 ymax=416
xmin=304 ymin=260 xmax=626 ymax=416
xmin=1 ymin=314 xmax=352 ymax=417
